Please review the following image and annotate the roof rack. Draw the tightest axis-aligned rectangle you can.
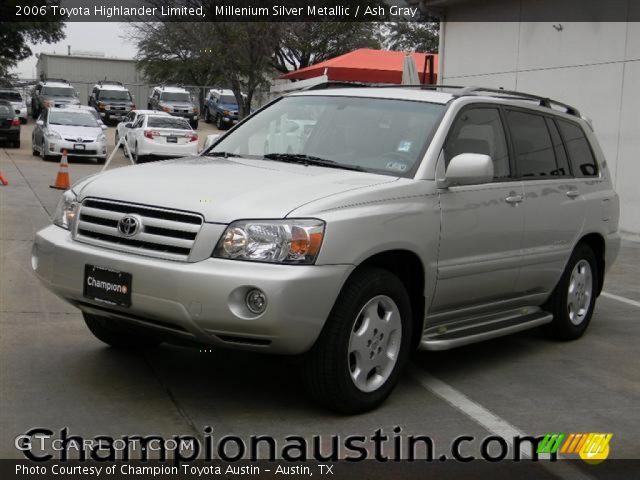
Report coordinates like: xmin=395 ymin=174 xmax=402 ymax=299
xmin=160 ymin=83 xmax=185 ymax=89
xmin=98 ymin=80 xmax=124 ymax=86
xmin=454 ymin=86 xmax=580 ymax=117
xmin=303 ymin=82 xmax=580 ymax=117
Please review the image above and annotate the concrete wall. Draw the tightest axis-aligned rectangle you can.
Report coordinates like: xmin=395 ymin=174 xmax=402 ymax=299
xmin=438 ymin=3 xmax=640 ymax=236
xmin=36 ymin=54 xmax=152 ymax=109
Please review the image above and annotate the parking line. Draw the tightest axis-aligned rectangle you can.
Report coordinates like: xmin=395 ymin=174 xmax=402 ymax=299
xmin=408 ymin=365 xmax=597 ymax=480
xmin=601 ymin=291 xmax=640 ymax=309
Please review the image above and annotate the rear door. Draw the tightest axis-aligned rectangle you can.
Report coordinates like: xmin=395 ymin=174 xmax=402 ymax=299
xmin=431 ymin=106 xmax=525 ymax=313
xmin=504 ymin=109 xmax=586 ymax=296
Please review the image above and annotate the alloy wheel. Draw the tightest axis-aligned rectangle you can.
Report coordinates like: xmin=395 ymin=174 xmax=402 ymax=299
xmin=567 ymin=259 xmax=593 ymax=325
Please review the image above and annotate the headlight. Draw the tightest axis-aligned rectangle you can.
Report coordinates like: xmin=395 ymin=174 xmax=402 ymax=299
xmin=53 ymin=190 xmax=79 ymax=230
xmin=213 ymin=219 xmax=325 ymax=264
xmin=161 ymin=104 xmax=173 ymax=112
xmin=97 ymin=133 xmax=106 ymax=143
xmin=46 ymin=130 xmax=61 ymax=140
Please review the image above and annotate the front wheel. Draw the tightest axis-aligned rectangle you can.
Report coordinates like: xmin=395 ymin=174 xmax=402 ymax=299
xmin=304 ymin=267 xmax=412 ymax=414
xmin=83 ymin=313 xmax=162 ymax=349
xmin=543 ymin=244 xmax=598 ymax=341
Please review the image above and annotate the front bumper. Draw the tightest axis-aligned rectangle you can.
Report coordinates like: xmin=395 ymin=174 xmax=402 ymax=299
xmin=168 ymin=111 xmax=199 ymax=121
xmin=32 ymin=225 xmax=353 ymax=354
xmin=45 ymin=138 xmax=107 ymax=158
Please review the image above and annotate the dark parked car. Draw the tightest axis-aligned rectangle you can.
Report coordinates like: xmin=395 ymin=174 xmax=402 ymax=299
xmin=0 ymin=100 xmax=21 ymax=148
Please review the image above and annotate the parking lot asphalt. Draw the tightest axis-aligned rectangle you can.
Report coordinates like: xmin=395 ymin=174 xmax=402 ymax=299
xmin=1 ymin=121 xmax=639 ymax=465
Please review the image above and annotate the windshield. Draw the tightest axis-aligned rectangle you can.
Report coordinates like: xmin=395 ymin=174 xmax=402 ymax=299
xmin=0 ymin=91 xmax=22 ymax=101
xmin=161 ymin=92 xmax=191 ymax=102
xmin=49 ymin=111 xmax=99 ymax=127
xmin=98 ymin=89 xmax=131 ymax=101
xmin=211 ymin=95 xmax=444 ymax=176
xmin=42 ymin=87 xmax=76 ymax=97
xmin=147 ymin=116 xmax=191 ymax=129
xmin=219 ymin=95 xmax=237 ymax=104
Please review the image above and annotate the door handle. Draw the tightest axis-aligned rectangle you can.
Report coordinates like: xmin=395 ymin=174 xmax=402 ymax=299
xmin=505 ymin=194 xmax=523 ymax=204
xmin=566 ymin=190 xmax=580 ymax=198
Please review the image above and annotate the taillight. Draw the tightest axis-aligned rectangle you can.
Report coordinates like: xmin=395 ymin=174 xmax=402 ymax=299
xmin=186 ymin=132 xmax=198 ymax=142
xmin=144 ymin=129 xmax=160 ymax=139
xmin=11 ymin=118 xmax=20 ymax=126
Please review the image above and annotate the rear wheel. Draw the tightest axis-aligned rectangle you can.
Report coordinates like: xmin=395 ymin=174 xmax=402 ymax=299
xmin=83 ymin=313 xmax=162 ymax=349
xmin=304 ymin=267 xmax=412 ymax=414
xmin=543 ymin=244 xmax=598 ymax=341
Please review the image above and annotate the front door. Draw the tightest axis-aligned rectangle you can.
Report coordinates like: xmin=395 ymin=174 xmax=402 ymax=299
xmin=431 ymin=106 xmax=525 ymax=313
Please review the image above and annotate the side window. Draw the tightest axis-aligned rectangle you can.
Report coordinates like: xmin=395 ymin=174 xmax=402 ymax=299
xmin=506 ymin=110 xmax=557 ymax=178
xmin=444 ymin=107 xmax=510 ymax=179
xmin=133 ymin=116 xmax=144 ymax=128
xmin=125 ymin=112 xmax=134 ymax=122
xmin=545 ymin=118 xmax=570 ymax=176
xmin=557 ymin=120 xmax=598 ymax=177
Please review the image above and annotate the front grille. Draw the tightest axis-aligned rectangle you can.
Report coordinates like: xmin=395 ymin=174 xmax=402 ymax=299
xmin=68 ymin=149 xmax=97 ymax=155
xmin=75 ymin=198 xmax=203 ymax=261
xmin=64 ymin=138 xmax=93 ymax=143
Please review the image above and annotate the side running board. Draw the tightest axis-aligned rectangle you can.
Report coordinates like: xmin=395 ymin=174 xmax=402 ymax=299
xmin=419 ymin=306 xmax=553 ymax=351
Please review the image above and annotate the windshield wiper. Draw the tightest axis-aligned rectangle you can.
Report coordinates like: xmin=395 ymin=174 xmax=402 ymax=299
xmin=205 ymin=151 xmax=243 ymax=158
xmin=263 ymin=153 xmax=365 ymax=172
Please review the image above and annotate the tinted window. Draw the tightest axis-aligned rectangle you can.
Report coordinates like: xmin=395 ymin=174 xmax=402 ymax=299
xmin=98 ymin=89 xmax=131 ymax=101
xmin=506 ymin=110 xmax=557 ymax=178
xmin=545 ymin=118 xmax=570 ymax=176
xmin=557 ymin=120 xmax=598 ymax=177
xmin=147 ymin=116 xmax=191 ymax=129
xmin=41 ymin=87 xmax=76 ymax=97
xmin=160 ymin=92 xmax=191 ymax=102
xmin=219 ymin=95 xmax=237 ymax=104
xmin=444 ymin=108 xmax=510 ymax=179
xmin=0 ymin=91 xmax=22 ymax=101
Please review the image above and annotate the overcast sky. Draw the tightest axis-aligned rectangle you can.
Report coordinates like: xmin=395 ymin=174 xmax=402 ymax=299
xmin=15 ymin=23 xmax=138 ymax=78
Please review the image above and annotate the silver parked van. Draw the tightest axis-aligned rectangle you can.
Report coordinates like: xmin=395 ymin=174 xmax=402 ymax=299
xmin=32 ymin=86 xmax=620 ymax=413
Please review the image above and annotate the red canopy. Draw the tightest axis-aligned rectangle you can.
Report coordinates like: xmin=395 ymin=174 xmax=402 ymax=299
xmin=279 ymin=48 xmax=438 ymax=84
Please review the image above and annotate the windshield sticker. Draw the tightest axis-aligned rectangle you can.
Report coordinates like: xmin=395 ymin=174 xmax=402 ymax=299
xmin=397 ymin=140 xmax=412 ymax=152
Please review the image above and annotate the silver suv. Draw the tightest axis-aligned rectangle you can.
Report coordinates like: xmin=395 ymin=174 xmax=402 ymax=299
xmin=32 ymin=86 xmax=620 ymax=413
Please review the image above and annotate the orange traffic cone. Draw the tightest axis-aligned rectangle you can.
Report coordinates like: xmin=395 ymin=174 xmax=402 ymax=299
xmin=50 ymin=150 xmax=70 ymax=190
xmin=0 ymin=171 xmax=8 ymax=186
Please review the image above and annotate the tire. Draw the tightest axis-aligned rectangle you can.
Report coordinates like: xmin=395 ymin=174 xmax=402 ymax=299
xmin=216 ymin=114 xmax=223 ymax=130
xmin=304 ymin=267 xmax=413 ymax=414
xmin=543 ymin=243 xmax=598 ymax=341
xmin=83 ymin=313 xmax=162 ymax=349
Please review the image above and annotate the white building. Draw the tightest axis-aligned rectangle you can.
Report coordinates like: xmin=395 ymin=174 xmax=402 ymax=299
xmin=426 ymin=0 xmax=639 ymax=237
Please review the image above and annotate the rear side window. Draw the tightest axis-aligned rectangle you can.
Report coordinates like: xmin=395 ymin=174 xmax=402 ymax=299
xmin=557 ymin=120 xmax=598 ymax=177
xmin=444 ymin=107 xmax=510 ymax=179
xmin=545 ymin=118 xmax=570 ymax=176
xmin=506 ymin=110 xmax=559 ymax=178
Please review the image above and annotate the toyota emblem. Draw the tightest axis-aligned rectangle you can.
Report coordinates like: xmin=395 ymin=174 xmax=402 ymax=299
xmin=76 ymin=137 xmax=83 ymax=143
xmin=117 ymin=215 xmax=141 ymax=237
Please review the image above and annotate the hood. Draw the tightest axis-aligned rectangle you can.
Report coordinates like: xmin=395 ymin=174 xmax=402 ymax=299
xmin=76 ymin=156 xmax=397 ymax=223
xmin=50 ymin=124 xmax=103 ymax=140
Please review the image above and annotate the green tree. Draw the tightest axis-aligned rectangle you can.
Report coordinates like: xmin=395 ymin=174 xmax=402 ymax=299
xmin=0 ymin=1 xmax=66 ymax=78
xmin=383 ymin=21 xmax=440 ymax=53
xmin=272 ymin=22 xmax=382 ymax=75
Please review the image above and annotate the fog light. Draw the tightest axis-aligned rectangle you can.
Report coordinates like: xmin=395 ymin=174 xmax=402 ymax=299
xmin=245 ymin=289 xmax=267 ymax=314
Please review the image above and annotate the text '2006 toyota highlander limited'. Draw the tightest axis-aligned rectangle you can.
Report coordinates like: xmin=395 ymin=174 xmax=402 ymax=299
xmin=32 ymin=86 xmax=620 ymax=413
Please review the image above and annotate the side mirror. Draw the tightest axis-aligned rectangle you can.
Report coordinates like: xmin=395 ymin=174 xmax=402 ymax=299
xmin=443 ymin=153 xmax=494 ymax=187
xmin=201 ymin=134 xmax=221 ymax=151
xmin=124 ymin=122 xmax=133 ymax=128
xmin=36 ymin=120 xmax=44 ymax=126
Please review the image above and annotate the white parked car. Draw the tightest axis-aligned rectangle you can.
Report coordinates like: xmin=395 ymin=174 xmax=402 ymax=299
xmin=125 ymin=114 xmax=198 ymax=163
xmin=32 ymin=107 xmax=108 ymax=163
xmin=0 ymin=88 xmax=28 ymax=124
xmin=264 ymin=118 xmax=316 ymax=155
xmin=115 ymin=110 xmax=169 ymax=149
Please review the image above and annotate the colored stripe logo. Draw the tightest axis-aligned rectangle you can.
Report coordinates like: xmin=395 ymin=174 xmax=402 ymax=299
xmin=538 ymin=432 xmax=612 ymax=463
